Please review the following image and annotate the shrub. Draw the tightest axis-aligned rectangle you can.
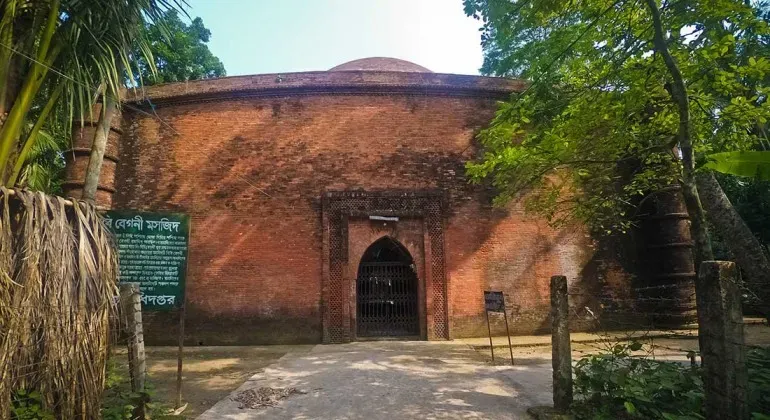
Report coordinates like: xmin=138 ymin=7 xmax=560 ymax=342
xmin=11 ymin=390 xmax=54 ymax=420
xmin=101 ymin=358 xmax=170 ymax=420
xmin=572 ymin=343 xmax=770 ymax=419
xmin=101 ymin=359 xmax=140 ymax=420
xmin=572 ymin=342 xmax=704 ymax=419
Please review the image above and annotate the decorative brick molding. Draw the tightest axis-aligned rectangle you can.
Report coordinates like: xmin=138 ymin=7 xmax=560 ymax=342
xmin=321 ymin=190 xmax=449 ymax=343
xmin=122 ymin=70 xmax=525 ymax=107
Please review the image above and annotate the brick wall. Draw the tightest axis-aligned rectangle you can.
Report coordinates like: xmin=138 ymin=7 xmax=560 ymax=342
xmin=114 ymin=77 xmax=635 ymax=344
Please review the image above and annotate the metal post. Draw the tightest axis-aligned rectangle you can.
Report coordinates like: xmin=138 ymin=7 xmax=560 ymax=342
xmin=504 ymin=310 xmax=514 ymax=366
xmin=175 ymin=217 xmax=191 ymax=411
xmin=485 ymin=309 xmax=495 ymax=363
xmin=175 ymin=302 xmax=186 ymax=409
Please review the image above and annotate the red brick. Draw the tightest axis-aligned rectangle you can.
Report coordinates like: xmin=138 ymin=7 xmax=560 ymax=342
xmin=92 ymin=69 xmax=645 ymax=344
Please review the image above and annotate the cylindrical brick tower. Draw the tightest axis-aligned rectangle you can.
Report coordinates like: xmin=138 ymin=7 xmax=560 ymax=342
xmin=638 ymin=187 xmax=697 ymax=325
xmin=63 ymin=104 xmax=121 ymax=208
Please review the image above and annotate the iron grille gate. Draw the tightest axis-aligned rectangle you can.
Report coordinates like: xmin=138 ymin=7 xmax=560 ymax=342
xmin=357 ymin=262 xmax=419 ymax=337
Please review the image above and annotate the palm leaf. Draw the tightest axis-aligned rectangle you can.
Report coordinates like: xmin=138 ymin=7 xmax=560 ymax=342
xmin=703 ymin=151 xmax=770 ymax=181
xmin=1 ymin=0 xmax=188 ymax=186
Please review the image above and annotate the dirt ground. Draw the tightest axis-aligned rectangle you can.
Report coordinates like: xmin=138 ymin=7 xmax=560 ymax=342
xmin=472 ymin=322 xmax=770 ymax=366
xmin=110 ymin=322 xmax=769 ymax=418
xmin=113 ymin=345 xmax=313 ymax=419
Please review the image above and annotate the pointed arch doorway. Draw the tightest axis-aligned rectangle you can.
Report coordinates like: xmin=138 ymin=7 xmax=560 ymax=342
xmin=356 ymin=237 xmax=420 ymax=338
xmin=321 ymin=191 xmax=448 ymax=343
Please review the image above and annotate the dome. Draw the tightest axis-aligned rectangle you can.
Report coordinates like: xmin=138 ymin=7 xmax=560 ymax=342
xmin=329 ymin=57 xmax=432 ymax=73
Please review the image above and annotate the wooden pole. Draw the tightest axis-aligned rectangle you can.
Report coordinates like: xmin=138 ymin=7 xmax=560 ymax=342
xmin=485 ymin=309 xmax=495 ymax=363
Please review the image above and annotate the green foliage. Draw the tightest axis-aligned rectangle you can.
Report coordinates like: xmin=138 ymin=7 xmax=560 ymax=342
xmin=101 ymin=357 xmax=170 ymax=420
xmin=19 ymin=131 xmax=65 ymax=193
xmin=11 ymin=390 xmax=55 ymax=420
xmin=463 ymin=0 xmax=770 ymax=233
xmin=704 ymin=151 xmax=770 ymax=180
xmin=0 ymin=0 xmax=189 ymax=186
xmin=131 ymin=9 xmax=226 ymax=85
xmin=16 ymin=96 xmax=69 ymax=193
xmin=572 ymin=342 xmax=704 ymax=419
xmin=5 ymin=4 xmax=226 ymax=192
xmin=101 ymin=359 xmax=138 ymax=420
xmin=572 ymin=344 xmax=770 ymax=419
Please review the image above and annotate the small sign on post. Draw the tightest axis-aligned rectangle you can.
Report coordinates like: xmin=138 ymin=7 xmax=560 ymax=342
xmin=104 ymin=211 xmax=189 ymax=310
xmin=104 ymin=210 xmax=190 ymax=410
xmin=484 ymin=291 xmax=515 ymax=365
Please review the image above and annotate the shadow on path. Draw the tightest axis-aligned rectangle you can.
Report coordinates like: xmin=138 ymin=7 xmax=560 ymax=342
xmin=197 ymin=341 xmax=551 ymax=420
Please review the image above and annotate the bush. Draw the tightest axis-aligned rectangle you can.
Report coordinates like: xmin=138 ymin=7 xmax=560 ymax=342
xmin=101 ymin=358 xmax=141 ymax=420
xmin=572 ymin=343 xmax=770 ymax=419
xmin=9 ymin=358 xmax=172 ymax=420
xmin=101 ymin=357 xmax=170 ymax=420
xmin=11 ymin=390 xmax=54 ymax=420
xmin=572 ymin=342 xmax=704 ymax=419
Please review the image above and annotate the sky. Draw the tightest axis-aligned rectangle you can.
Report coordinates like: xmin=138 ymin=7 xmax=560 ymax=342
xmin=184 ymin=0 xmax=485 ymax=76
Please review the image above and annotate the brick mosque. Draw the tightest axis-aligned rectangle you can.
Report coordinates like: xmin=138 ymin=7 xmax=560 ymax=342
xmin=63 ymin=57 xmax=695 ymax=344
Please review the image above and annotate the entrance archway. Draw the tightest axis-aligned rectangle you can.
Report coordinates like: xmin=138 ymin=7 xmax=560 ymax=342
xmin=356 ymin=237 xmax=419 ymax=337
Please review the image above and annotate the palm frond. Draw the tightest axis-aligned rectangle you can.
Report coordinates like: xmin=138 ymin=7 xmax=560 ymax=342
xmin=0 ymin=188 xmax=118 ymax=418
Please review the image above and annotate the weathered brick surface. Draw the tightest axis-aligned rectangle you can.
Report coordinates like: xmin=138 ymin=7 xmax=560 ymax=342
xmin=108 ymin=70 xmax=636 ymax=344
xmin=63 ymin=126 xmax=121 ymax=207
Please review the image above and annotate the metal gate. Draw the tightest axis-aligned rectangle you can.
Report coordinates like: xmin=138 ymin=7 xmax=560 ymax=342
xmin=357 ymin=261 xmax=419 ymax=337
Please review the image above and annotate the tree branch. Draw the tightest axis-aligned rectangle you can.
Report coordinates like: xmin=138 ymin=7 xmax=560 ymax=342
xmin=645 ymin=0 xmax=714 ymax=264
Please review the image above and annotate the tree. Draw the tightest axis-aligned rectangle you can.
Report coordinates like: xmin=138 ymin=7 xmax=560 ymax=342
xmin=463 ymin=0 xmax=770 ymax=314
xmin=1 ymin=3 xmax=225 ymax=195
xmin=131 ymin=10 xmax=225 ymax=85
xmin=15 ymin=92 xmax=68 ymax=192
xmin=0 ymin=0 xmax=185 ymax=189
xmin=82 ymin=10 xmax=225 ymax=201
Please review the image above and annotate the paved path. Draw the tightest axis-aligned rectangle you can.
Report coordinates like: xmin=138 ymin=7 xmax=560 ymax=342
xmin=197 ymin=341 xmax=551 ymax=420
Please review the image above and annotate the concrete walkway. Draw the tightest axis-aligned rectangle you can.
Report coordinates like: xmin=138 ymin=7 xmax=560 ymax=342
xmin=197 ymin=341 xmax=551 ymax=420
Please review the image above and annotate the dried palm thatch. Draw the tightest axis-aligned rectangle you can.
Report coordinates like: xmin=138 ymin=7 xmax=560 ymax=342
xmin=0 ymin=188 xmax=118 ymax=419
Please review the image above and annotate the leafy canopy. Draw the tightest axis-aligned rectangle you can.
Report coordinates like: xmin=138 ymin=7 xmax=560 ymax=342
xmin=0 ymin=0 xmax=187 ymax=186
xmin=1 ymin=3 xmax=226 ymax=192
xmin=130 ymin=10 xmax=225 ymax=85
xmin=463 ymin=0 xmax=770 ymax=234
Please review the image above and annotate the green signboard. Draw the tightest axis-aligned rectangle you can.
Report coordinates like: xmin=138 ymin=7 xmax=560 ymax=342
xmin=104 ymin=210 xmax=190 ymax=311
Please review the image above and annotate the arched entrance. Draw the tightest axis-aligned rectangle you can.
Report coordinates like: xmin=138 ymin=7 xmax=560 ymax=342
xmin=356 ymin=237 xmax=420 ymax=337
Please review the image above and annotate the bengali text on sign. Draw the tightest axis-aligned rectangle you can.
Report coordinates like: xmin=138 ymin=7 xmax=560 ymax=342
xmin=104 ymin=211 xmax=189 ymax=311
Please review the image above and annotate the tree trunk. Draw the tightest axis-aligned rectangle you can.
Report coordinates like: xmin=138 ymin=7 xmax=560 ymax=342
xmin=82 ymin=95 xmax=118 ymax=202
xmin=645 ymin=0 xmax=714 ymax=266
xmin=697 ymin=171 xmax=770 ymax=320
